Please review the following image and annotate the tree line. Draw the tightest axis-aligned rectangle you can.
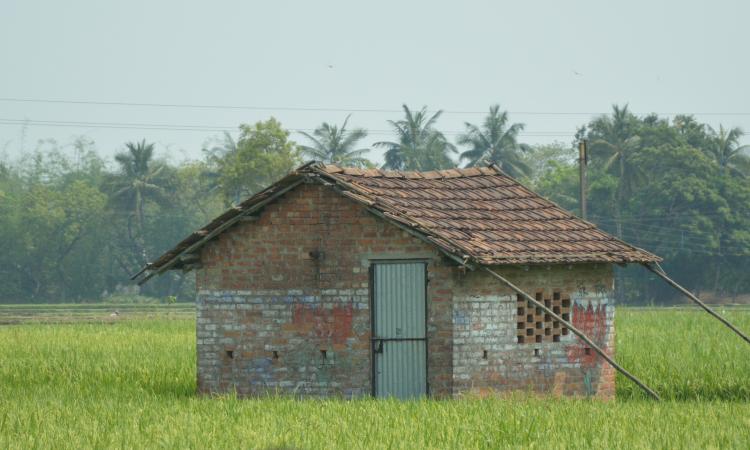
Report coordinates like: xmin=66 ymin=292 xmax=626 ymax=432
xmin=0 ymin=104 xmax=748 ymax=303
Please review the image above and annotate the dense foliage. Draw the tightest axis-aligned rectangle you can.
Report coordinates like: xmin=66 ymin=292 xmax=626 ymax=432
xmin=0 ymin=105 xmax=748 ymax=303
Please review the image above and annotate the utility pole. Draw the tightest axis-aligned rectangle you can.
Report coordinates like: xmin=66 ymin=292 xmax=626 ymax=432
xmin=578 ymin=140 xmax=588 ymax=219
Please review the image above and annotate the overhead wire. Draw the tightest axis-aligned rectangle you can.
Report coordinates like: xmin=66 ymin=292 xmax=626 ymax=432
xmin=3 ymin=97 xmax=750 ymax=117
xmin=0 ymin=118 xmax=576 ymax=136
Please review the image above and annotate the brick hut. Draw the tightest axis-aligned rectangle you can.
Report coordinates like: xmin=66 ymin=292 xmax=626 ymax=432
xmin=135 ymin=162 xmax=659 ymax=399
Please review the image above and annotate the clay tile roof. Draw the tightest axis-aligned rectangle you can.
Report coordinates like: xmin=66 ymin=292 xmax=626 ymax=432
xmin=316 ymin=163 xmax=660 ymax=265
xmin=137 ymin=162 xmax=659 ymax=282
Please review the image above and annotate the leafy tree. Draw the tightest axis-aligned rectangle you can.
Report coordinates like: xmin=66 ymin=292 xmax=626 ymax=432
xmin=213 ymin=118 xmax=300 ymax=204
xmin=522 ymin=143 xmax=576 ymax=186
xmin=458 ymin=105 xmax=530 ymax=177
xmin=299 ymin=116 xmax=372 ymax=167
xmin=376 ymin=105 xmax=456 ymax=171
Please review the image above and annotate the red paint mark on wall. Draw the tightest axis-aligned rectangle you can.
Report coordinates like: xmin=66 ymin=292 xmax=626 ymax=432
xmin=566 ymin=302 xmax=607 ymax=367
xmin=292 ymin=304 xmax=354 ymax=345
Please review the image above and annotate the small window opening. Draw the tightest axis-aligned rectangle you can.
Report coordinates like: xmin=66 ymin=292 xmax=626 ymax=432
xmin=320 ymin=349 xmax=327 ymax=359
xmin=517 ymin=289 xmax=572 ymax=346
xmin=272 ymin=350 xmax=279 ymax=359
xmin=482 ymin=350 xmax=488 ymax=359
xmin=534 ymin=348 xmax=540 ymax=356
xmin=584 ymin=347 xmax=591 ymax=356
xmin=226 ymin=350 xmax=234 ymax=359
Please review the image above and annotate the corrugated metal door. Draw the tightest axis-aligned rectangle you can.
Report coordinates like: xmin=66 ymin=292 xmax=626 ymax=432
xmin=372 ymin=262 xmax=427 ymax=399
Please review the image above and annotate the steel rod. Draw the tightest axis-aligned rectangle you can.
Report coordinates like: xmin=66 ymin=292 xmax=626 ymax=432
xmin=644 ymin=262 xmax=750 ymax=346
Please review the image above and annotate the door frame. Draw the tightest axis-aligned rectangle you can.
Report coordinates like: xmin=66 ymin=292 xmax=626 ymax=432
xmin=369 ymin=259 xmax=429 ymax=398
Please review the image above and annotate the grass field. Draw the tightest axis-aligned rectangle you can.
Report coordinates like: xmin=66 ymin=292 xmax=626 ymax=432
xmin=1 ymin=308 xmax=749 ymax=449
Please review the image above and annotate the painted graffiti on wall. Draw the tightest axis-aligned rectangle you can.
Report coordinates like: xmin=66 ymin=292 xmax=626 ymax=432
xmin=566 ymin=301 xmax=608 ymax=367
xmin=292 ymin=303 xmax=354 ymax=346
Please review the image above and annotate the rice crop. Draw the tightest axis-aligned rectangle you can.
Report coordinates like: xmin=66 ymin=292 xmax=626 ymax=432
xmin=0 ymin=309 xmax=749 ymax=449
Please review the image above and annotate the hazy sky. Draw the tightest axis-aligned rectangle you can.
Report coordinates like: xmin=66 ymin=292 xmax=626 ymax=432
xmin=1 ymin=0 xmax=748 ymax=165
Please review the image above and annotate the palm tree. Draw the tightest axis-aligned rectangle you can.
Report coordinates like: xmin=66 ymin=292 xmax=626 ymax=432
xmin=203 ymin=131 xmax=240 ymax=205
xmin=299 ymin=115 xmax=372 ymax=167
xmin=110 ymin=140 xmax=169 ymax=262
xmin=706 ymin=125 xmax=750 ymax=177
xmin=375 ymin=105 xmax=456 ymax=171
xmin=588 ymin=105 xmax=643 ymax=236
xmin=458 ymin=105 xmax=530 ymax=177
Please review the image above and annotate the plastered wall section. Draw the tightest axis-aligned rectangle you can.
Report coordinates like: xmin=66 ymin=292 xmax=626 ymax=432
xmin=451 ymin=264 xmax=616 ymax=399
xmin=194 ymin=183 xmax=455 ymax=397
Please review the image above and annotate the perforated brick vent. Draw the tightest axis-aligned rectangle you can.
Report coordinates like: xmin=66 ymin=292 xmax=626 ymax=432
xmin=516 ymin=290 xmax=571 ymax=344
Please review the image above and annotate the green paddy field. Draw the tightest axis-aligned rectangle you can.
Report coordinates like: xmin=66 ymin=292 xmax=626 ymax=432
xmin=1 ymin=306 xmax=749 ymax=449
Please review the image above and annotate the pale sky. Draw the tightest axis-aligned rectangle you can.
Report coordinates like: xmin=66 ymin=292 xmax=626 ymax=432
xmin=1 ymin=0 xmax=748 ymax=166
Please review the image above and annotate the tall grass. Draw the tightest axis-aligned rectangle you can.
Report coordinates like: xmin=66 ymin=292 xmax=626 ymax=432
xmin=1 ymin=310 xmax=749 ymax=449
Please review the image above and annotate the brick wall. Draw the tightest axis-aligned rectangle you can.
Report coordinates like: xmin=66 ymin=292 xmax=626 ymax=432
xmin=195 ymin=183 xmax=454 ymax=397
xmin=451 ymin=264 xmax=616 ymax=399
xmin=193 ymin=182 xmax=616 ymax=399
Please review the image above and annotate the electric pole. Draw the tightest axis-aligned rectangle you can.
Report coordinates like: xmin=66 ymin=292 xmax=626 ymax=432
xmin=578 ymin=140 xmax=588 ymax=219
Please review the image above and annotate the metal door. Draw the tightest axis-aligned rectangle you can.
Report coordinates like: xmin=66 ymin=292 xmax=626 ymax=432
xmin=372 ymin=262 xmax=427 ymax=399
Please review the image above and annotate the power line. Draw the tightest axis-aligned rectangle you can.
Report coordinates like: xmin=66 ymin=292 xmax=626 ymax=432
xmin=0 ymin=118 xmax=576 ymax=136
xmin=3 ymin=97 xmax=750 ymax=117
